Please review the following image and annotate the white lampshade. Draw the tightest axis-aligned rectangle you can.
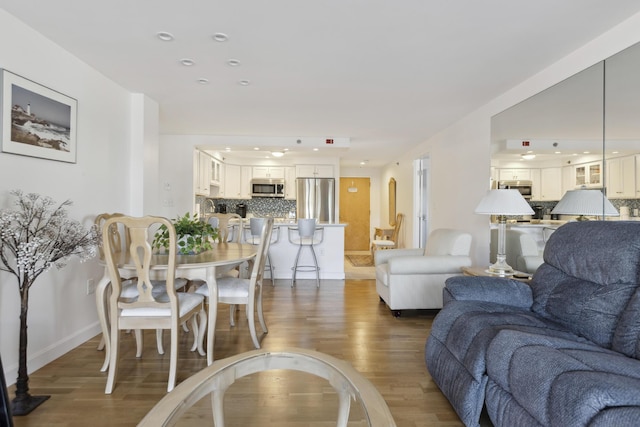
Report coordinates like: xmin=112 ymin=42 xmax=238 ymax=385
xmin=551 ymin=189 xmax=618 ymax=217
xmin=475 ymin=189 xmax=534 ymax=215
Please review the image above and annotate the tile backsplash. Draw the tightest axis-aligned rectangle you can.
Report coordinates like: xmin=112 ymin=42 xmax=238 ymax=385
xmin=196 ymin=196 xmax=296 ymax=218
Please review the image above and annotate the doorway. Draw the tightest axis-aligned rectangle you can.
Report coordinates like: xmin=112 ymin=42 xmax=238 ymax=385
xmin=413 ymin=156 xmax=430 ymax=248
xmin=339 ymin=177 xmax=371 ymax=251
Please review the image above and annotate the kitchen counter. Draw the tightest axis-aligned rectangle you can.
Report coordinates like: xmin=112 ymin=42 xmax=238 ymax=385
xmin=229 ymin=218 xmax=346 ymax=280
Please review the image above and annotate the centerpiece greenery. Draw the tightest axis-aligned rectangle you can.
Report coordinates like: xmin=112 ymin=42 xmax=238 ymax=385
xmin=0 ymin=190 xmax=100 ymax=415
xmin=152 ymin=212 xmax=218 ymax=255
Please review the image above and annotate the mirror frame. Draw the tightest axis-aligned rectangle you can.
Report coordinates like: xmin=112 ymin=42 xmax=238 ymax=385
xmin=389 ymin=178 xmax=396 ymax=226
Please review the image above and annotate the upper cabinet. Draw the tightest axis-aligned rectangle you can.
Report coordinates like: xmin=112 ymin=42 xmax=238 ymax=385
xmin=606 ymin=156 xmax=636 ymax=198
xmin=194 ymin=150 xmax=212 ymax=196
xmin=211 ymin=157 xmax=222 ymax=186
xmin=296 ymin=164 xmax=334 ymax=178
xmin=498 ymin=169 xmax=531 ymax=181
xmin=285 ymin=166 xmax=296 ymax=199
xmin=252 ymin=166 xmax=284 ymax=179
xmin=575 ymin=161 xmax=601 ymax=188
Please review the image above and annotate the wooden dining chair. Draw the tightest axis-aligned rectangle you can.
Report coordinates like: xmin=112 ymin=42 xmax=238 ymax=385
xmin=195 ymin=217 xmax=274 ymax=349
xmin=206 ymin=213 xmax=242 ymax=242
xmin=137 ymin=348 xmax=397 ymax=427
xmin=103 ymin=215 xmax=206 ymax=393
xmin=371 ymin=213 xmax=404 ymax=253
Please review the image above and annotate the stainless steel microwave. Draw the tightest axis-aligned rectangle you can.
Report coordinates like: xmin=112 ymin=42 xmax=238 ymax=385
xmin=251 ymin=179 xmax=285 ymax=198
xmin=494 ymin=180 xmax=533 ymax=200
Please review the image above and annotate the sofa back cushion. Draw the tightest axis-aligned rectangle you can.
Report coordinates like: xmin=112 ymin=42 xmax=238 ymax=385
xmin=424 ymin=229 xmax=472 ymax=256
xmin=531 ymin=221 xmax=640 ymax=351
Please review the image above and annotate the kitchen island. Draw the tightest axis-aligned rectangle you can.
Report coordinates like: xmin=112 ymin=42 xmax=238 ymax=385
xmin=241 ymin=220 xmax=347 ymax=281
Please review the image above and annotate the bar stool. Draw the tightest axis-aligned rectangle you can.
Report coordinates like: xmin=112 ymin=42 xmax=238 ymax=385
xmin=244 ymin=217 xmax=279 ymax=283
xmin=288 ymin=218 xmax=323 ymax=288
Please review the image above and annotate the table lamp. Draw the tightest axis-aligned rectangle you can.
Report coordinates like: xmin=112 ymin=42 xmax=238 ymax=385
xmin=551 ymin=189 xmax=618 ymax=221
xmin=475 ymin=189 xmax=534 ymax=275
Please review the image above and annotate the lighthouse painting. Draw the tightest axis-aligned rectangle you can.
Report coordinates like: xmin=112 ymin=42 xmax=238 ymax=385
xmin=1 ymin=69 xmax=77 ymax=163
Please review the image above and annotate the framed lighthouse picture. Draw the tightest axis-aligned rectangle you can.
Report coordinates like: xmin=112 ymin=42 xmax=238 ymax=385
xmin=1 ymin=69 xmax=77 ymax=163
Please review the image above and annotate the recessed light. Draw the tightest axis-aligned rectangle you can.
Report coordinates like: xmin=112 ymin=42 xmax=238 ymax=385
xmin=554 ymin=151 xmax=562 ymax=154
xmin=180 ymin=58 xmax=195 ymax=66
xmin=271 ymin=151 xmax=284 ymax=158
xmin=227 ymin=59 xmax=241 ymax=67
xmin=238 ymin=80 xmax=250 ymax=86
xmin=213 ymin=33 xmax=228 ymax=42
xmin=157 ymin=31 xmax=174 ymax=41
xmin=583 ymin=151 xmax=590 ymax=154
xmin=253 ymin=147 xmax=260 ymax=151
xmin=521 ymin=153 xmax=536 ymax=160
xmin=225 ymin=147 xmax=231 ymax=152
xmin=313 ymin=148 xmax=319 ymax=152
xmin=197 ymin=78 xmax=209 ymax=84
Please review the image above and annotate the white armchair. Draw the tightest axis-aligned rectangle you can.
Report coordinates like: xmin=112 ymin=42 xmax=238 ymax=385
xmin=374 ymin=229 xmax=472 ymax=315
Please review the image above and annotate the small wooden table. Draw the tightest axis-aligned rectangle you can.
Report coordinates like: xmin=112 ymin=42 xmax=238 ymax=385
xmin=462 ymin=266 xmax=532 ymax=281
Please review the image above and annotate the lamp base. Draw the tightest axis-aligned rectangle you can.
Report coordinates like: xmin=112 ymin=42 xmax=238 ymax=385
xmin=486 ymin=262 xmax=515 ymax=276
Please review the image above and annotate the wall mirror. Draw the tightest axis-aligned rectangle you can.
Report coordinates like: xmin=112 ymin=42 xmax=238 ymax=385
xmin=491 ymin=40 xmax=640 ymax=221
xmin=389 ymin=178 xmax=397 ymax=226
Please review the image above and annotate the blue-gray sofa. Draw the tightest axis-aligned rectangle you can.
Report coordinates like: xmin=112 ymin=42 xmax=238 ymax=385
xmin=426 ymin=221 xmax=640 ymax=427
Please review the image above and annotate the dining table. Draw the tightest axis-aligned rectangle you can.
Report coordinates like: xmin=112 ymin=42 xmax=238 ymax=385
xmin=95 ymin=242 xmax=258 ymax=368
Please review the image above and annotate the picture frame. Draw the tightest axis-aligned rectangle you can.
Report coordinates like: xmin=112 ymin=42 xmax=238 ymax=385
xmin=1 ymin=69 xmax=77 ymax=163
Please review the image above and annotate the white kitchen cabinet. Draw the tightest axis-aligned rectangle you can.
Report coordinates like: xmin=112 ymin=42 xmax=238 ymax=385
xmin=194 ymin=150 xmax=211 ymax=196
xmin=539 ymin=167 xmax=562 ymax=200
xmin=606 ymin=156 xmax=636 ymax=198
xmin=575 ymin=161 xmax=601 ymax=187
xmin=562 ymin=165 xmax=574 ymax=195
xmin=223 ymin=164 xmax=241 ymax=199
xmin=295 ymin=164 xmax=334 ymax=178
xmin=240 ymin=166 xmax=253 ymax=199
xmin=252 ymin=166 xmax=285 ymax=179
xmin=210 ymin=157 xmax=222 ymax=186
xmin=498 ymin=169 xmax=531 ymax=181
xmin=285 ymin=166 xmax=297 ymax=199
xmin=530 ymin=168 xmax=541 ymax=200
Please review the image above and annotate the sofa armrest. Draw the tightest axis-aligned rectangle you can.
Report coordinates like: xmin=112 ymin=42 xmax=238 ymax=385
xmin=387 ymin=256 xmax=471 ymax=274
xmin=374 ymin=248 xmax=423 ymax=265
xmin=443 ymin=275 xmax=533 ymax=308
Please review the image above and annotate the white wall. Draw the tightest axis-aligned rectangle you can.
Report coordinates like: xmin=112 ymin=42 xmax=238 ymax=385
xmin=0 ymin=10 xmax=134 ymax=383
xmin=385 ymin=11 xmax=640 ymax=265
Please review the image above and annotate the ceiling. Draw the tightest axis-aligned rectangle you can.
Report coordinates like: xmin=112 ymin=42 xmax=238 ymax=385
xmin=2 ymin=1 xmax=640 ymax=167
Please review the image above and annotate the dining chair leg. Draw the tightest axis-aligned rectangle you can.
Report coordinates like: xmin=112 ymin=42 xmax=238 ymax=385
xmin=167 ymin=323 xmax=178 ymax=393
xmin=196 ymin=307 xmax=206 ymax=356
xmin=257 ymin=288 xmax=268 ymax=335
xmin=105 ymin=330 xmax=120 ymax=394
xmin=229 ymin=304 xmax=236 ymax=327
xmin=135 ymin=329 xmax=144 ymax=357
xmin=156 ymin=329 xmax=165 ymax=355
xmin=247 ymin=304 xmax=260 ymax=349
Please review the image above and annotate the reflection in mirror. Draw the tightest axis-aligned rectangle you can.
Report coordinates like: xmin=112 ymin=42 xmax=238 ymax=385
xmin=604 ymin=41 xmax=640 ymax=218
xmin=490 ymin=61 xmax=605 ymax=221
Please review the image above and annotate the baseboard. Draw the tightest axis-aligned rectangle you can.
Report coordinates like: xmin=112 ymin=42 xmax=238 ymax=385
xmin=3 ymin=322 xmax=102 ymax=387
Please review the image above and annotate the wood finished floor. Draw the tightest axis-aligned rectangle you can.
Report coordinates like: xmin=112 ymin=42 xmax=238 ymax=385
xmin=9 ymin=278 xmax=463 ymax=427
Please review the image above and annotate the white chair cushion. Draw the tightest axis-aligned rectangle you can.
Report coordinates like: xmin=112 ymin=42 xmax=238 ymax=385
xmin=372 ymin=239 xmax=396 ymax=247
xmin=120 ymin=292 xmax=204 ymax=317
xmin=195 ymin=277 xmax=250 ymax=299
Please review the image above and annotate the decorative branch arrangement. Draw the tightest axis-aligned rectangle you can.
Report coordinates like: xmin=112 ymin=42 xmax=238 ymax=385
xmin=0 ymin=190 xmax=100 ymax=415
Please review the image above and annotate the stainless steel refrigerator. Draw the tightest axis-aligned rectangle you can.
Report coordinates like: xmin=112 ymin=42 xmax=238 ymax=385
xmin=296 ymin=178 xmax=335 ymax=222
